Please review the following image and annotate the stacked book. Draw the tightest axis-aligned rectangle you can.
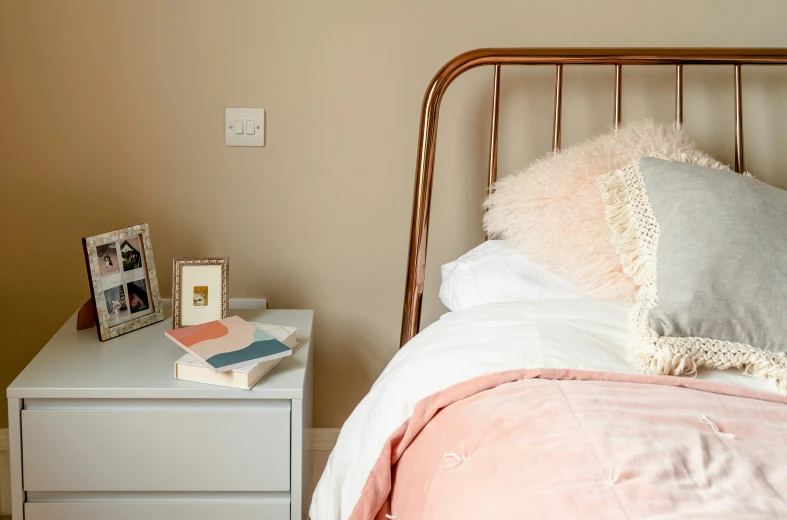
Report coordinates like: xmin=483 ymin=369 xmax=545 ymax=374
xmin=166 ymin=315 xmax=297 ymax=390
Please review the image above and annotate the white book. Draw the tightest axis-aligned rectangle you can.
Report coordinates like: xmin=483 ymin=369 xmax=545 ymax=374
xmin=174 ymin=323 xmax=297 ymax=390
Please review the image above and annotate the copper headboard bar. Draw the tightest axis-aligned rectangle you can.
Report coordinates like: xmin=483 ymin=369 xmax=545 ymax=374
xmin=614 ymin=65 xmax=623 ymax=129
xmin=401 ymin=48 xmax=787 ymax=347
xmin=734 ymin=65 xmax=745 ymax=172
xmin=487 ymin=64 xmax=502 ymax=192
xmin=552 ymin=64 xmax=564 ymax=153
xmin=675 ymin=64 xmax=684 ymax=127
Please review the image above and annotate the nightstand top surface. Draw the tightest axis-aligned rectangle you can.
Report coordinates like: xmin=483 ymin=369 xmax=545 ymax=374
xmin=7 ymin=307 xmax=313 ymax=400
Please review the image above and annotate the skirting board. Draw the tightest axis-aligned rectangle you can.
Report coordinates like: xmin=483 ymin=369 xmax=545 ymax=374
xmin=310 ymin=428 xmax=341 ymax=497
xmin=0 ymin=428 xmax=9 ymax=517
xmin=0 ymin=427 xmax=339 ymax=516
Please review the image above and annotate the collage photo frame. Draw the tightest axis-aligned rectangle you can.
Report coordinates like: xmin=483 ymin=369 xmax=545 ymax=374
xmin=82 ymin=223 xmax=164 ymax=341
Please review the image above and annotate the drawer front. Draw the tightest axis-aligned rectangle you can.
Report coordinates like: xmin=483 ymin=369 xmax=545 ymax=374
xmin=25 ymin=500 xmax=289 ymax=520
xmin=22 ymin=400 xmax=291 ymax=491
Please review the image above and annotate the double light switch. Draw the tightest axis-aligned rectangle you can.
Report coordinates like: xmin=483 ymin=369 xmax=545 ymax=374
xmin=232 ymin=120 xmax=256 ymax=135
xmin=226 ymin=108 xmax=265 ymax=146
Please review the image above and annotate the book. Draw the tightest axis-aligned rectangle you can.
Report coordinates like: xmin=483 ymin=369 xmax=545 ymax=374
xmin=165 ymin=315 xmax=294 ymax=372
xmin=174 ymin=323 xmax=297 ymax=389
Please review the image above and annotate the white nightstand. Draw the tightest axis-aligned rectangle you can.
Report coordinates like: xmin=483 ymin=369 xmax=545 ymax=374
xmin=6 ymin=306 xmax=313 ymax=520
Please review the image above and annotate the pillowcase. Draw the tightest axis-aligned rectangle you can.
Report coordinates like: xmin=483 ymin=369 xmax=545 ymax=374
xmin=483 ymin=120 xmax=726 ymax=302
xmin=597 ymin=157 xmax=787 ymax=390
xmin=439 ymin=240 xmax=579 ymax=312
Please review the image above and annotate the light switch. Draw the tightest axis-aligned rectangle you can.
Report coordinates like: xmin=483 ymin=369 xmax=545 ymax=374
xmin=225 ymin=108 xmax=265 ymax=147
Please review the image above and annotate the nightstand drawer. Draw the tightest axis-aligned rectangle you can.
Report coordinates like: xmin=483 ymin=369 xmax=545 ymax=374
xmin=22 ymin=400 xmax=291 ymax=492
xmin=25 ymin=499 xmax=290 ymax=520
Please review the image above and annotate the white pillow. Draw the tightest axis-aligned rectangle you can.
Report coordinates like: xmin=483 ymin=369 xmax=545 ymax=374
xmin=439 ymin=240 xmax=580 ymax=312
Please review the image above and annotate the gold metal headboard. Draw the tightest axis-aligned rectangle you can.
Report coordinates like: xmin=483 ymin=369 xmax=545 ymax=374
xmin=400 ymin=47 xmax=787 ymax=347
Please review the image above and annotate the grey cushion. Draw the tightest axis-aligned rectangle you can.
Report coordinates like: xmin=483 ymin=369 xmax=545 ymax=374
xmin=597 ymin=157 xmax=787 ymax=390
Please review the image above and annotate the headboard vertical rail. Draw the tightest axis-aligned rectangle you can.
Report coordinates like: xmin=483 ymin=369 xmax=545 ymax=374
xmin=488 ymin=65 xmax=502 ymax=194
xmin=734 ymin=65 xmax=745 ymax=173
xmin=484 ymin=64 xmax=502 ymax=242
xmin=614 ymin=65 xmax=623 ymax=129
xmin=400 ymin=48 xmax=787 ymax=348
xmin=675 ymin=65 xmax=684 ymax=127
xmin=553 ymin=64 xmax=564 ymax=153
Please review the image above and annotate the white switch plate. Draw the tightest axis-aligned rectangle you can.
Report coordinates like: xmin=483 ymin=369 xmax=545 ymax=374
xmin=225 ymin=108 xmax=265 ymax=146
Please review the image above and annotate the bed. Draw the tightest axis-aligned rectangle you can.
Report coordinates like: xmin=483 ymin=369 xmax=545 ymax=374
xmin=311 ymin=49 xmax=787 ymax=520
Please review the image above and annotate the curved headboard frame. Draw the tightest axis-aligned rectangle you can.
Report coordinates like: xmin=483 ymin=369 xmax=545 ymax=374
xmin=400 ymin=47 xmax=787 ymax=347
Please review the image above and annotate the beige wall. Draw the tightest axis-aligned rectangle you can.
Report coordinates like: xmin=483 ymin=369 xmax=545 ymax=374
xmin=2 ymin=0 xmax=787 ymax=429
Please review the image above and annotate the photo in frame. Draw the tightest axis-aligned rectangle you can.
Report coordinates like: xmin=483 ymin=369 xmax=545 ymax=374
xmin=172 ymin=258 xmax=229 ymax=329
xmin=82 ymin=223 xmax=164 ymax=341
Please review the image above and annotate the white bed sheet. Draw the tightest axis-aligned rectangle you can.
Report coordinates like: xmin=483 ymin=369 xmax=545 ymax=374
xmin=405 ymin=299 xmax=773 ymax=392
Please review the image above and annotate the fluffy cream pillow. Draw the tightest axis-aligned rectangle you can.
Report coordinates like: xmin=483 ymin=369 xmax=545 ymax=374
xmin=483 ymin=120 xmax=726 ymax=301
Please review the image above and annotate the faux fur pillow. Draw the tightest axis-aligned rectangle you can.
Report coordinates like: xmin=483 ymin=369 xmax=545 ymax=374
xmin=483 ymin=120 xmax=727 ymax=301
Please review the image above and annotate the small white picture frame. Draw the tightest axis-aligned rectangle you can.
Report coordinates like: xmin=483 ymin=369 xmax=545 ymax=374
xmin=172 ymin=258 xmax=229 ymax=328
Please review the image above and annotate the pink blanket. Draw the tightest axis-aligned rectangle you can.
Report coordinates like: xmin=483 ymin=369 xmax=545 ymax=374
xmin=357 ymin=370 xmax=787 ymax=520
xmin=311 ymin=302 xmax=787 ymax=520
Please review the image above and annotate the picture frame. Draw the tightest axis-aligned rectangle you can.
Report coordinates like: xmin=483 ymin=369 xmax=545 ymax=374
xmin=82 ymin=223 xmax=165 ymax=341
xmin=172 ymin=257 xmax=229 ymax=329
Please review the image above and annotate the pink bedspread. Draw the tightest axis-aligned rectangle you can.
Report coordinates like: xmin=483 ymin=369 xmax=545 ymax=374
xmin=361 ymin=371 xmax=787 ymax=520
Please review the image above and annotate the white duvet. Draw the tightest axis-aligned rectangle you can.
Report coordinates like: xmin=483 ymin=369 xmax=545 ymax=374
xmin=310 ymin=299 xmax=777 ymax=520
